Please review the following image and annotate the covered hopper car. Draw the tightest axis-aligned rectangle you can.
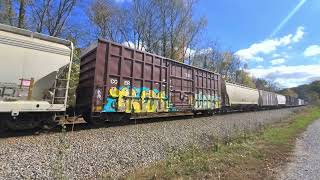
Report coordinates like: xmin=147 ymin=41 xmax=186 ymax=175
xmin=276 ymin=94 xmax=286 ymax=106
xmin=0 ymin=24 xmax=73 ymax=131
xmin=220 ymin=82 xmax=259 ymax=111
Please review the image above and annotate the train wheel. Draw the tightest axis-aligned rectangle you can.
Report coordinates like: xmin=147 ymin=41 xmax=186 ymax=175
xmin=83 ymin=113 xmax=106 ymax=126
xmin=41 ymin=115 xmax=59 ymax=130
xmin=5 ymin=114 xmax=42 ymax=130
xmin=107 ymin=113 xmax=130 ymax=122
xmin=0 ymin=119 xmax=8 ymax=133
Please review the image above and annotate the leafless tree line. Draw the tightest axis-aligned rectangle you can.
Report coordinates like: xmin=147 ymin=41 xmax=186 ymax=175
xmin=88 ymin=0 xmax=206 ymax=61
xmin=0 ymin=0 xmax=279 ymax=90
xmin=0 ymin=0 xmax=76 ymax=37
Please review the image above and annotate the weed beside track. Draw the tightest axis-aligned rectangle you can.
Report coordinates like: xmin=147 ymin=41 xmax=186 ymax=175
xmin=124 ymin=106 xmax=320 ymax=180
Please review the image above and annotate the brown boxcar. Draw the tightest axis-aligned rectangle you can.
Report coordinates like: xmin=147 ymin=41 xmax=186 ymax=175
xmin=76 ymin=39 xmax=221 ymax=122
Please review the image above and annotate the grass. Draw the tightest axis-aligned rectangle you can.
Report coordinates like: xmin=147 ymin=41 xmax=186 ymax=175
xmin=263 ymin=107 xmax=320 ymax=144
xmin=123 ymin=106 xmax=320 ymax=180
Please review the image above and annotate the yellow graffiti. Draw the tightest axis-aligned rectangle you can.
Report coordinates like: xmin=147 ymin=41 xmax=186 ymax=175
xmin=109 ymin=87 xmax=119 ymax=97
xmin=107 ymin=86 xmax=168 ymax=113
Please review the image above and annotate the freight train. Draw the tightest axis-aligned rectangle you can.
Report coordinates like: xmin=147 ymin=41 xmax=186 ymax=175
xmin=0 ymin=24 xmax=306 ymax=131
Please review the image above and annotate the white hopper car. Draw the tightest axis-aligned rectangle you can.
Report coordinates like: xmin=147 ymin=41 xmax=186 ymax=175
xmin=0 ymin=24 xmax=73 ymax=131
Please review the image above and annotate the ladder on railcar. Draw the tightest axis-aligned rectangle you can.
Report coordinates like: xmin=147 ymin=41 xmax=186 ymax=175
xmin=51 ymin=66 xmax=69 ymax=105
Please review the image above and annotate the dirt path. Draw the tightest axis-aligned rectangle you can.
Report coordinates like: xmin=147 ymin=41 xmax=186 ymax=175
xmin=279 ymin=119 xmax=320 ymax=180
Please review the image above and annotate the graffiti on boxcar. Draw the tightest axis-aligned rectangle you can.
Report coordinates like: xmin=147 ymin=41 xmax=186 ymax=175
xmin=194 ymin=92 xmax=221 ymax=109
xmin=103 ymin=86 xmax=169 ymax=113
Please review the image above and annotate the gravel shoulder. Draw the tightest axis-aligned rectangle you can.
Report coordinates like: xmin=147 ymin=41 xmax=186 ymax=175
xmin=278 ymin=118 xmax=320 ymax=180
xmin=0 ymin=108 xmax=303 ymax=179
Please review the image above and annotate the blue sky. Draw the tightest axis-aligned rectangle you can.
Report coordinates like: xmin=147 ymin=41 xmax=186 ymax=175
xmin=194 ymin=0 xmax=320 ymax=88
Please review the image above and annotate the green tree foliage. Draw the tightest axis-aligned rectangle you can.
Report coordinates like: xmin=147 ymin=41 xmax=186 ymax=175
xmin=281 ymin=88 xmax=298 ymax=98
xmin=67 ymin=48 xmax=80 ymax=107
xmin=236 ymin=70 xmax=256 ymax=88
xmin=288 ymin=81 xmax=320 ymax=104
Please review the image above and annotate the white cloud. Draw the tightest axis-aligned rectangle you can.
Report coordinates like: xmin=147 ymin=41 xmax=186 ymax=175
xmin=122 ymin=41 xmax=146 ymax=51
xmin=272 ymin=53 xmax=281 ymax=58
xmin=304 ymin=45 xmax=320 ymax=57
xmin=293 ymin=26 xmax=304 ymax=42
xmin=236 ymin=26 xmax=305 ymax=62
xmin=249 ymin=64 xmax=320 ymax=88
xmin=271 ymin=58 xmax=286 ymax=65
xmin=185 ymin=47 xmax=197 ymax=57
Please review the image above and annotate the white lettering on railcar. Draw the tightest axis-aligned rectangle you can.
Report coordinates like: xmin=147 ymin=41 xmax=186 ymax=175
xmin=110 ymin=79 xmax=118 ymax=84
xmin=185 ymin=73 xmax=191 ymax=78
xmin=124 ymin=80 xmax=130 ymax=86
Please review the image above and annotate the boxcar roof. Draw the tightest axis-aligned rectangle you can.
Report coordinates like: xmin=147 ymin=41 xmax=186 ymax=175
xmin=81 ymin=38 xmax=221 ymax=76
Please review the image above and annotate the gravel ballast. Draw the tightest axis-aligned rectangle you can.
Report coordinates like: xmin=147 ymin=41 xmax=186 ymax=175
xmin=279 ymin=118 xmax=320 ymax=180
xmin=0 ymin=108 xmax=303 ymax=179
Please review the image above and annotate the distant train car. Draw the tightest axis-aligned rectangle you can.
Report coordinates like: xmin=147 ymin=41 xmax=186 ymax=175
xmin=220 ymin=82 xmax=259 ymax=111
xmin=298 ymin=99 xmax=304 ymax=106
xmin=285 ymin=96 xmax=298 ymax=106
xmin=276 ymin=94 xmax=286 ymax=107
xmin=258 ymin=90 xmax=278 ymax=107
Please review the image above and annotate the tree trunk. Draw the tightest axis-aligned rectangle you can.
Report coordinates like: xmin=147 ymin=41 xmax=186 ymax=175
xmin=18 ymin=0 xmax=26 ymax=28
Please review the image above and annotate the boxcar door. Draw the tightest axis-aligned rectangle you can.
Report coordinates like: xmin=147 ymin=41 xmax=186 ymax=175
xmin=104 ymin=42 xmax=170 ymax=113
xmin=169 ymin=62 xmax=193 ymax=112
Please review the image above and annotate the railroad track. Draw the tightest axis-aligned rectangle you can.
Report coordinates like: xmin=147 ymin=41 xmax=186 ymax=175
xmin=0 ymin=107 xmax=305 ymax=179
xmin=0 ymin=107 xmax=301 ymax=138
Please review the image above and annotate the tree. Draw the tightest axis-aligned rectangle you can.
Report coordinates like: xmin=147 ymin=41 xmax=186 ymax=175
xmin=236 ymin=70 xmax=256 ymax=88
xmin=17 ymin=0 xmax=27 ymax=28
xmin=87 ymin=0 xmax=115 ymax=39
xmin=30 ymin=0 xmax=77 ymax=37
xmin=254 ymin=78 xmax=268 ymax=90
xmin=0 ymin=0 xmax=14 ymax=25
xmin=282 ymin=88 xmax=298 ymax=98
xmin=153 ymin=0 xmax=206 ymax=61
xmin=87 ymin=0 xmax=206 ymax=61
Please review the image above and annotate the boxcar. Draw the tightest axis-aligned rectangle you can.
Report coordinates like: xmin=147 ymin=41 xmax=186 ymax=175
xmin=221 ymin=82 xmax=259 ymax=110
xmin=76 ymin=39 xmax=221 ymax=124
xmin=258 ymin=90 xmax=278 ymax=107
